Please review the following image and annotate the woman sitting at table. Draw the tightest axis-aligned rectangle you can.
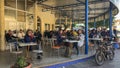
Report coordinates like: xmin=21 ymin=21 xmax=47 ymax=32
xmin=24 ymin=29 xmax=36 ymax=51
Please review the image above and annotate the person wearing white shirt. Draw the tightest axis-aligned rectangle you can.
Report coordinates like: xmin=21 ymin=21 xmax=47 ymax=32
xmin=73 ymin=29 xmax=85 ymax=55
xmin=78 ymin=30 xmax=85 ymax=47
xmin=18 ymin=29 xmax=25 ymax=42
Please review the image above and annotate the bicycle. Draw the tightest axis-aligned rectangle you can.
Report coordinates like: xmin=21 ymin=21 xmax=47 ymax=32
xmin=95 ymin=39 xmax=115 ymax=66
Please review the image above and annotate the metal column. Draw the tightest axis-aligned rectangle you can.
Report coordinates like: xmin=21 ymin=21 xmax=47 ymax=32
xmin=85 ymin=0 xmax=89 ymax=54
xmin=94 ymin=18 xmax=96 ymax=28
xmin=109 ymin=2 xmax=113 ymax=39
xmin=103 ymin=15 xmax=106 ymax=26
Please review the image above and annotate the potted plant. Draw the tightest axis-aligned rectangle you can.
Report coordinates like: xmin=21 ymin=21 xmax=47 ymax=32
xmin=11 ymin=56 xmax=32 ymax=68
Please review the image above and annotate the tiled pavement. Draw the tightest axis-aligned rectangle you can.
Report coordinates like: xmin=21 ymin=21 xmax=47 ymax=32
xmin=2 ymin=49 xmax=120 ymax=68
xmin=0 ymin=47 xmax=95 ymax=68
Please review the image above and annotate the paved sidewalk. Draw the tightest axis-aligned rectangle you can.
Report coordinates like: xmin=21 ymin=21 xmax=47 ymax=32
xmin=0 ymin=49 xmax=95 ymax=68
xmin=65 ymin=49 xmax=120 ymax=68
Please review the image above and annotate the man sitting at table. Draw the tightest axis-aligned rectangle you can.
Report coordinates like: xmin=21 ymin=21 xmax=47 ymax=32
xmin=5 ymin=30 xmax=18 ymax=51
xmin=72 ymin=30 xmax=79 ymax=55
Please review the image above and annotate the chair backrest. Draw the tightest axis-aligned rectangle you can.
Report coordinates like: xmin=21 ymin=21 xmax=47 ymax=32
xmin=9 ymin=43 xmax=19 ymax=52
xmin=42 ymin=37 xmax=48 ymax=44
xmin=46 ymin=38 xmax=53 ymax=48
xmin=5 ymin=39 xmax=10 ymax=50
xmin=51 ymin=38 xmax=56 ymax=47
xmin=43 ymin=38 xmax=53 ymax=48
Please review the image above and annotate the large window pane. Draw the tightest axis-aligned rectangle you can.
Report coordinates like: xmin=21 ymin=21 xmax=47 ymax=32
xmin=5 ymin=0 xmax=16 ymax=8
xmin=5 ymin=9 xmax=16 ymax=19
xmin=5 ymin=9 xmax=17 ymax=30
xmin=17 ymin=11 xmax=26 ymax=22
xmin=17 ymin=0 xmax=25 ymax=10
xmin=26 ymin=0 xmax=34 ymax=13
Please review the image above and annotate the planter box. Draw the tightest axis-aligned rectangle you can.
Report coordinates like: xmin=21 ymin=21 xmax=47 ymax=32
xmin=11 ymin=63 xmax=32 ymax=68
xmin=25 ymin=63 xmax=32 ymax=68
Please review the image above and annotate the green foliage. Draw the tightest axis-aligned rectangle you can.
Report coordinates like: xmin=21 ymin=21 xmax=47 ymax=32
xmin=16 ymin=56 xmax=27 ymax=68
xmin=72 ymin=24 xmax=75 ymax=27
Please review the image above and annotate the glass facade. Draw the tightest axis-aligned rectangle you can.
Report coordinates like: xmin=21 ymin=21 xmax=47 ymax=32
xmin=4 ymin=0 xmax=34 ymax=30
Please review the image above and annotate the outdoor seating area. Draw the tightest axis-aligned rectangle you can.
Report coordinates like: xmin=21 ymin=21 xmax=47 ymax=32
xmin=0 ymin=0 xmax=120 ymax=68
xmin=4 ymin=28 xmax=110 ymax=68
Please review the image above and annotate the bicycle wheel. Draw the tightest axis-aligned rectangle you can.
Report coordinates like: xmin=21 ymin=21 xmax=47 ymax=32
xmin=95 ymin=51 xmax=105 ymax=66
xmin=109 ymin=50 xmax=115 ymax=60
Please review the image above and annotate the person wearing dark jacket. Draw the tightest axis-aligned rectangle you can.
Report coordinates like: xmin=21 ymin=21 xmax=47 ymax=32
xmin=24 ymin=29 xmax=36 ymax=51
xmin=56 ymin=30 xmax=64 ymax=45
xmin=34 ymin=30 xmax=42 ymax=49
xmin=5 ymin=30 xmax=17 ymax=42
xmin=5 ymin=30 xmax=18 ymax=51
xmin=34 ymin=30 xmax=42 ymax=41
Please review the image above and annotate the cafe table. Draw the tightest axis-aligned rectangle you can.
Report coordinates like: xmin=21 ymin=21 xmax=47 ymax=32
xmin=19 ymin=42 xmax=37 ymax=58
xmin=89 ymin=38 xmax=102 ymax=41
xmin=64 ymin=39 xmax=79 ymax=57
xmin=89 ymin=38 xmax=102 ymax=49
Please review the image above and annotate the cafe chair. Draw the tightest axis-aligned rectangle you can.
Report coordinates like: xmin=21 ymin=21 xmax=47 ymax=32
xmin=5 ymin=39 xmax=12 ymax=50
xmin=50 ymin=38 xmax=61 ymax=57
xmin=9 ymin=43 xmax=23 ymax=58
xmin=5 ymin=41 xmax=10 ymax=50
xmin=88 ymin=42 xmax=95 ymax=54
xmin=79 ymin=45 xmax=85 ymax=54
xmin=42 ymin=37 xmax=50 ymax=50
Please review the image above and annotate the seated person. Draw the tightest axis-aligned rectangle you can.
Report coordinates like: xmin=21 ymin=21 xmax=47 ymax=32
xmin=5 ymin=30 xmax=18 ymax=42
xmin=56 ymin=30 xmax=65 ymax=46
xmin=34 ymin=30 xmax=42 ymax=43
xmin=5 ymin=30 xmax=18 ymax=51
xmin=18 ymin=29 xmax=25 ymax=42
xmin=24 ymin=29 xmax=36 ymax=51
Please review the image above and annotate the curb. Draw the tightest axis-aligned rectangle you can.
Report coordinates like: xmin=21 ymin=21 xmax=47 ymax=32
xmin=44 ymin=55 xmax=95 ymax=68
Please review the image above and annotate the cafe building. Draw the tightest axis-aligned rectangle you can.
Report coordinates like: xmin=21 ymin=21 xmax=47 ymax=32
xmin=0 ymin=0 xmax=120 ymax=68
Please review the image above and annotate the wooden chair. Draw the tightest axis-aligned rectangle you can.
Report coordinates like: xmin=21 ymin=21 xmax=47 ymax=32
xmin=50 ymin=38 xmax=61 ymax=57
xmin=88 ymin=42 xmax=95 ymax=54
